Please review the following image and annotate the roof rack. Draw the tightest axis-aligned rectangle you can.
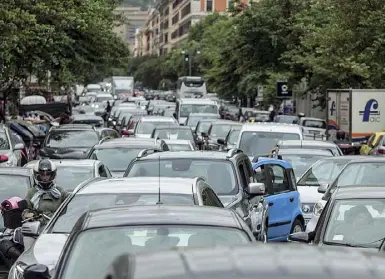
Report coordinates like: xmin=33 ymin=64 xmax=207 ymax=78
xmin=137 ymin=148 xmax=162 ymax=159
xmin=226 ymin=148 xmax=243 ymax=158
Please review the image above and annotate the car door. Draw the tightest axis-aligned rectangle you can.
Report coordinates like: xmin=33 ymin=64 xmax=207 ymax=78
xmin=264 ymin=164 xmax=295 ymax=240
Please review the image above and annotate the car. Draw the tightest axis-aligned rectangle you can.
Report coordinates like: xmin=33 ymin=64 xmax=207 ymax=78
xmin=163 ymin=139 xmax=195 ymax=151
xmin=261 ymin=148 xmax=333 ymax=179
xmin=184 ymin=113 xmax=220 ymax=132
xmin=39 ymin=124 xmax=106 ymax=159
xmin=150 ymin=126 xmax=196 ymax=145
xmin=124 ymin=149 xmax=269 ymax=241
xmin=130 ymin=116 xmax=179 ymax=138
xmin=194 ymin=119 xmax=221 ymax=142
xmin=289 ymin=185 xmax=385 ymax=251
xmin=97 ymin=127 xmax=120 ymax=140
xmin=275 ymin=140 xmax=343 ymax=156
xmin=0 ymin=124 xmax=25 ymax=166
xmin=71 ymin=114 xmax=104 ymax=127
xmin=24 ymin=159 xmax=111 ymax=191
xmin=31 ymin=205 xmax=255 ymax=279
xmin=87 ymin=138 xmax=170 ymax=177
xmin=11 ymin=176 xmax=222 ymax=278
xmin=274 ymin=115 xmax=298 ymax=124
xmin=252 ymin=157 xmax=304 ymax=241
xmin=206 ymin=121 xmax=243 ymax=151
xmin=102 ymin=244 xmax=385 ymax=279
xmin=217 ymin=127 xmax=241 ymax=152
xmin=303 ymin=156 xmax=370 ymax=231
xmin=237 ymin=123 xmax=303 ymax=160
xmin=360 ymin=131 xmax=385 ymax=155
xmin=298 ymin=117 xmax=327 ymax=140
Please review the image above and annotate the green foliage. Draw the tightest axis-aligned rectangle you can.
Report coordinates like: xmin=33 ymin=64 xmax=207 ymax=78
xmin=131 ymin=0 xmax=385 ymax=104
xmin=0 ymin=0 xmax=130 ymax=94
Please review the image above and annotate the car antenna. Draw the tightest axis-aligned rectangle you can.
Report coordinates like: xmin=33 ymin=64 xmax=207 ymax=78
xmin=156 ymin=155 xmax=162 ymax=205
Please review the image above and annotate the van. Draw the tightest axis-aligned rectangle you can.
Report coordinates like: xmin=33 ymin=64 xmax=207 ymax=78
xmin=175 ymin=98 xmax=219 ymax=125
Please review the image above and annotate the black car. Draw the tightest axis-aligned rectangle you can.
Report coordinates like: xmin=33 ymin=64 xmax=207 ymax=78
xmin=104 ymin=243 xmax=385 ymax=279
xmin=206 ymin=121 xmax=242 ymax=151
xmin=39 ymin=124 xmax=106 ymax=159
xmin=289 ymin=185 xmax=385 ymax=251
xmin=87 ymin=138 xmax=170 ymax=177
xmin=217 ymin=127 xmax=241 ymax=152
xmin=26 ymin=205 xmax=255 ymax=279
xmin=124 ymin=149 xmax=269 ymax=241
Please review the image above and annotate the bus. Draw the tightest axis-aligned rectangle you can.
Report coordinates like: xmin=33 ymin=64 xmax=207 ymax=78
xmin=107 ymin=76 xmax=134 ymax=99
xmin=175 ymin=98 xmax=219 ymax=125
xmin=176 ymin=76 xmax=207 ymax=98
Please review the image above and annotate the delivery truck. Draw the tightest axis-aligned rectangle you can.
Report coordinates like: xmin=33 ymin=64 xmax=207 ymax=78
xmin=326 ymin=89 xmax=385 ymax=143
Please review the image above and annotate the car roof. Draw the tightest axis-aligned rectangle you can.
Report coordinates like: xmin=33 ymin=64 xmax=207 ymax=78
xmin=334 ymin=186 xmax=385 ymax=200
xmin=84 ymin=205 xmax=240 ymax=229
xmin=163 ymin=139 xmax=192 ymax=145
xmin=24 ymin=159 xmax=98 ymax=168
xmin=0 ymin=167 xmax=32 ymax=176
xmin=277 ymin=149 xmax=333 ymax=156
xmin=188 ymin=113 xmax=220 ymax=117
xmin=72 ymin=115 xmax=103 ymax=120
xmin=210 ymin=121 xmax=242 ymax=126
xmin=107 ymin=244 xmax=385 ymax=279
xmin=301 ymin=117 xmax=325 ymax=121
xmin=346 ymin=157 xmax=385 ymax=164
xmin=278 ymin=140 xmax=337 ymax=147
xmin=140 ymin=116 xmax=176 ymax=122
xmin=316 ymin=155 xmax=368 ymax=162
xmin=52 ymin=124 xmax=95 ymax=130
xmin=136 ymin=151 xmax=229 ymax=160
xmin=78 ymin=177 xmax=198 ymax=195
xmin=95 ymin=138 xmax=160 ymax=149
xmin=154 ymin=126 xmax=191 ymax=130
xmin=179 ymin=99 xmax=217 ymax=104
xmin=241 ymin=122 xmax=302 ymax=133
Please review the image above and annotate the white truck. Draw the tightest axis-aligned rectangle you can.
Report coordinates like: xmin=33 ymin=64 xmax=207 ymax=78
xmin=110 ymin=76 xmax=135 ymax=99
xmin=326 ymin=89 xmax=385 ymax=143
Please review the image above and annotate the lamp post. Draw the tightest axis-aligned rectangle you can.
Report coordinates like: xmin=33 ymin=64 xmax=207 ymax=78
xmin=181 ymin=50 xmax=201 ymax=76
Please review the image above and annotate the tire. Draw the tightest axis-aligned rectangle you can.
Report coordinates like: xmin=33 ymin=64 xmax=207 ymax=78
xmin=290 ymin=219 xmax=304 ymax=234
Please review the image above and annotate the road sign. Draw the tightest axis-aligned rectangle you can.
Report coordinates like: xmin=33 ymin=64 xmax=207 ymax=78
xmin=277 ymin=81 xmax=292 ymax=98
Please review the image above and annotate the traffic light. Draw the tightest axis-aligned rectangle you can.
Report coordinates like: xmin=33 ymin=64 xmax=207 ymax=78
xmin=184 ymin=54 xmax=189 ymax=62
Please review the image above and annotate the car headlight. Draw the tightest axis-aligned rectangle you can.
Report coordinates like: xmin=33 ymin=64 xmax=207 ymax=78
xmin=313 ymin=201 xmax=324 ymax=216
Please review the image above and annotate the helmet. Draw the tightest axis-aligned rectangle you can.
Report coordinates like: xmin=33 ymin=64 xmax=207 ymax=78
xmin=1 ymin=197 xmax=23 ymax=211
xmin=336 ymin=130 xmax=346 ymax=140
xmin=33 ymin=159 xmax=57 ymax=190
xmin=1 ymin=197 xmax=24 ymax=229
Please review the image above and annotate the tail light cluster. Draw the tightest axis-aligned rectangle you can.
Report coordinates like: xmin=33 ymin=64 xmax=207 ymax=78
xmin=376 ymin=147 xmax=385 ymax=154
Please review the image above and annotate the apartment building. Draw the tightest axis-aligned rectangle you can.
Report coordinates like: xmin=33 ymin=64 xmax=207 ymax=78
xmin=114 ymin=4 xmax=148 ymax=53
xmin=135 ymin=0 xmax=249 ymax=56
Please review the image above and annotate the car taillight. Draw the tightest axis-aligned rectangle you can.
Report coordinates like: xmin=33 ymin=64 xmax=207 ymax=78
xmin=377 ymin=148 xmax=385 ymax=154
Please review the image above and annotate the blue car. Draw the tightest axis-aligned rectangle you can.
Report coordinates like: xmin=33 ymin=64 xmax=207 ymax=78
xmin=252 ymin=157 xmax=304 ymax=241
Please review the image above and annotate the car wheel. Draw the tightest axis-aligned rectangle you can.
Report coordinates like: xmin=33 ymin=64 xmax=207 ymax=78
xmin=290 ymin=219 xmax=304 ymax=233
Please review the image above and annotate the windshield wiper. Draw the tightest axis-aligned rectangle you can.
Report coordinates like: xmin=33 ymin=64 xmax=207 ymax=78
xmin=325 ymin=238 xmax=385 ymax=249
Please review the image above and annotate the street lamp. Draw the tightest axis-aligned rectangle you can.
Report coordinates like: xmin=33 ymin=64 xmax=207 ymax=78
xmin=181 ymin=50 xmax=200 ymax=76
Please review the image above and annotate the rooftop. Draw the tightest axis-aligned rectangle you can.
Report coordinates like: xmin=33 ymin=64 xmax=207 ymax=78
xmin=84 ymin=205 xmax=241 ymax=229
xmin=0 ymin=167 xmax=32 ymax=176
xmin=277 ymin=149 xmax=333 ymax=156
xmin=24 ymin=159 xmax=98 ymax=168
xmin=334 ymin=186 xmax=385 ymax=200
xmin=241 ymin=123 xmax=302 ymax=132
xmin=136 ymin=151 xmax=231 ymax=160
xmin=278 ymin=140 xmax=338 ymax=147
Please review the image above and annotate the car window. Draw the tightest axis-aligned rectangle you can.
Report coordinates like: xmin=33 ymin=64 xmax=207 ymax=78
xmin=0 ymin=132 xmax=10 ymax=150
xmin=45 ymin=130 xmax=99 ymax=148
xmin=266 ymin=165 xmax=290 ymax=193
xmin=55 ymin=167 xmax=94 ymax=191
xmin=91 ymin=148 xmax=145 ymax=172
xmin=367 ymin=134 xmax=376 ymax=146
xmin=335 ymin=162 xmax=385 ymax=187
xmin=108 ymin=130 xmax=119 ymax=138
xmin=98 ymin=165 xmax=108 ymax=177
xmin=205 ymin=187 xmax=224 ymax=207
xmin=282 ymin=154 xmax=331 ymax=178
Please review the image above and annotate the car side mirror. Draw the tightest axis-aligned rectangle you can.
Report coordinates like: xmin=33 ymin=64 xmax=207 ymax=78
xmin=23 ymin=264 xmax=51 ymax=279
xmin=217 ymin=138 xmax=225 ymax=145
xmin=15 ymin=143 xmax=25 ymax=150
xmin=247 ymin=182 xmax=265 ymax=195
xmin=317 ymin=183 xmax=329 ymax=194
xmin=288 ymin=232 xmax=310 ymax=243
xmin=22 ymin=221 xmax=41 ymax=237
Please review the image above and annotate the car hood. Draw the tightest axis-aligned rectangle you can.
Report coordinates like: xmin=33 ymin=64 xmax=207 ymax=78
xmin=22 ymin=233 xmax=69 ymax=270
xmin=134 ymin=134 xmax=152 ymax=138
xmin=40 ymin=147 xmax=90 ymax=159
xmin=297 ymin=186 xmax=323 ymax=204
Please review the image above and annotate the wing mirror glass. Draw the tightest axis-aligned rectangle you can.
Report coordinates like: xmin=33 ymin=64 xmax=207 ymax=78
xmin=317 ymin=183 xmax=329 ymax=194
xmin=247 ymin=182 xmax=265 ymax=195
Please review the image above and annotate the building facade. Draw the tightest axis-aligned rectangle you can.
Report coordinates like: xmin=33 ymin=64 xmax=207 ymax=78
xmin=135 ymin=0 xmax=249 ymax=56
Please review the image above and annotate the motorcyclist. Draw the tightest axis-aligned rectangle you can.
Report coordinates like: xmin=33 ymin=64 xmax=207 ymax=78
xmin=22 ymin=159 xmax=70 ymax=221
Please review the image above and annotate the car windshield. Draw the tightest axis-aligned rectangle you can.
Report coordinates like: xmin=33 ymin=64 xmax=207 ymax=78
xmin=45 ymin=131 xmax=99 ymax=148
xmin=335 ymin=162 xmax=385 ymax=187
xmin=303 ymin=120 xmax=326 ymax=129
xmin=281 ymin=154 xmax=331 ymax=178
xmin=180 ymin=104 xmax=218 ymax=118
xmin=0 ymin=175 xmax=31 ymax=229
xmin=168 ymin=144 xmax=193 ymax=151
xmin=96 ymin=96 xmax=113 ymax=102
xmin=197 ymin=122 xmax=213 ymax=134
xmin=228 ymin=130 xmax=240 ymax=145
xmin=239 ymin=131 xmax=300 ymax=156
xmin=153 ymin=129 xmax=194 ymax=141
xmin=61 ymin=225 xmax=250 ymax=279
xmin=127 ymin=159 xmax=237 ymax=195
xmin=210 ymin=124 xmax=238 ymax=138
xmin=324 ymin=199 xmax=385 ymax=249
xmin=275 ymin=115 xmax=298 ymax=124
xmin=91 ymin=148 xmax=144 ymax=171
xmin=0 ymin=132 xmax=10 ymax=150
xmin=56 ymin=167 xmax=94 ymax=191
xmin=297 ymin=159 xmax=352 ymax=186
xmin=51 ymin=194 xmax=194 ymax=233
xmin=137 ymin=122 xmax=177 ymax=134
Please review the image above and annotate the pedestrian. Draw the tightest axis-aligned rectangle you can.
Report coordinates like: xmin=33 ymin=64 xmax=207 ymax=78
xmin=269 ymin=106 xmax=276 ymax=122
xmin=238 ymin=107 xmax=243 ymax=122
xmin=0 ymin=100 xmax=6 ymax=123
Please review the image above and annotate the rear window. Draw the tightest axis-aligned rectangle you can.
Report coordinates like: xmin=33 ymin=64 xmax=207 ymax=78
xmin=45 ymin=130 xmax=99 ymax=148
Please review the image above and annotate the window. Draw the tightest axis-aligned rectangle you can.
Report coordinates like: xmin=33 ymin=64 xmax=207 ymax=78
xmin=367 ymin=134 xmax=376 ymax=147
xmin=267 ymin=165 xmax=290 ymax=193
xmin=172 ymin=14 xmax=179 ymax=25
xmin=181 ymin=3 xmax=191 ymax=18
xmin=206 ymin=187 xmax=223 ymax=207
xmin=99 ymin=165 xmax=108 ymax=177
xmin=206 ymin=0 xmax=213 ymax=11
xmin=238 ymin=162 xmax=249 ymax=188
